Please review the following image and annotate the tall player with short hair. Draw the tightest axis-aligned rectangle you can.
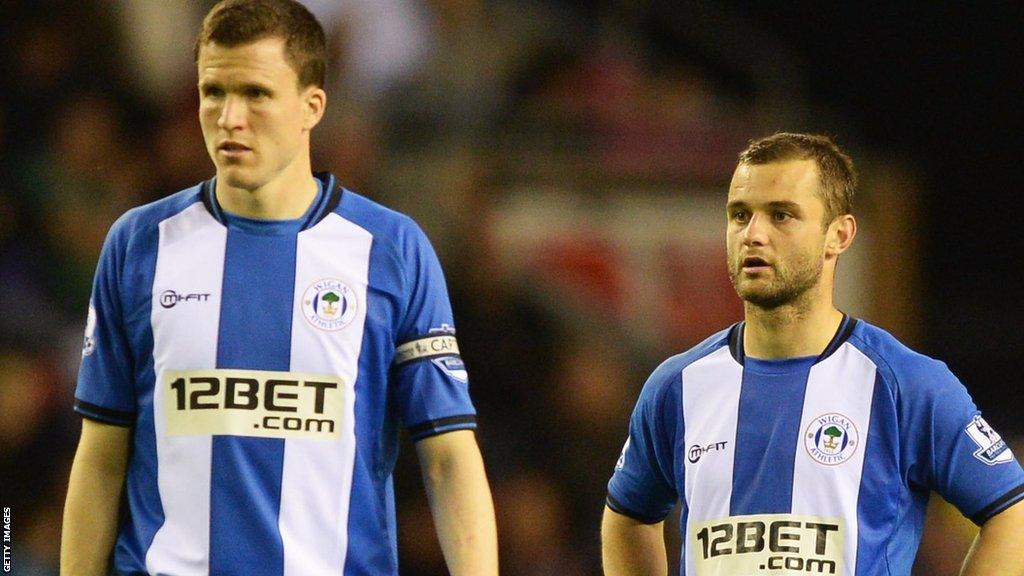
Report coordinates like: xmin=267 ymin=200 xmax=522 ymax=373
xmin=602 ymin=133 xmax=1024 ymax=575
xmin=60 ymin=1 xmax=498 ymax=574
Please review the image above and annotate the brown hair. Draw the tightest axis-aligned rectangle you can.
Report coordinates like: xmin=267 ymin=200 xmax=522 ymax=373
xmin=738 ymin=133 xmax=857 ymax=223
xmin=195 ymin=0 xmax=326 ymax=88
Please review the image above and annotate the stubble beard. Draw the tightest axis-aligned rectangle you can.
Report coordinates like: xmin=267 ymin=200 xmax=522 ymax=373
xmin=729 ymin=250 xmax=824 ymax=312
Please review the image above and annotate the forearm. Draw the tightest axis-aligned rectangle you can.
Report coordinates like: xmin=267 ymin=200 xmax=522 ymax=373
xmin=602 ymin=506 xmax=667 ymax=576
xmin=417 ymin=430 xmax=498 ymax=576
xmin=61 ymin=420 xmax=130 ymax=576
xmin=959 ymin=500 xmax=1024 ymax=576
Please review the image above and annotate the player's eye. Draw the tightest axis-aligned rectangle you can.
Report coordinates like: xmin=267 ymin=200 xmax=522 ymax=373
xmin=772 ymin=211 xmax=791 ymax=222
xmin=201 ymin=85 xmax=224 ymax=98
xmin=731 ymin=211 xmax=749 ymax=223
xmin=245 ymin=87 xmax=269 ymax=99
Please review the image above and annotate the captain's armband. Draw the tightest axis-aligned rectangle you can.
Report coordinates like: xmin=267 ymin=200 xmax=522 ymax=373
xmin=394 ymin=332 xmax=460 ymax=366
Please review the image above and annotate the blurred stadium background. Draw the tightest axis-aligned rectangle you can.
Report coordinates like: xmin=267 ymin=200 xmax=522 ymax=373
xmin=1 ymin=1 xmax=1021 ymax=574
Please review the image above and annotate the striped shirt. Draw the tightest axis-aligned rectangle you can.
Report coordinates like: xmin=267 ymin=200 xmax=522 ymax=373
xmin=607 ymin=316 xmax=1024 ymax=576
xmin=76 ymin=173 xmax=476 ymax=575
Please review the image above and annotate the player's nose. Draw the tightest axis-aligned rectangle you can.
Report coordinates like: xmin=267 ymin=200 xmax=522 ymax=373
xmin=217 ymin=96 xmax=247 ymax=130
xmin=741 ymin=213 xmax=769 ymax=246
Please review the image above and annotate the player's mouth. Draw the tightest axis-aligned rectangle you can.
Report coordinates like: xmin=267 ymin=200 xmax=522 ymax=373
xmin=217 ymin=141 xmax=253 ymax=158
xmin=741 ymin=256 xmax=772 ymax=274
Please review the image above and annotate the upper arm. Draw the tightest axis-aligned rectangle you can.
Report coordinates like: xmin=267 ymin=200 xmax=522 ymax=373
xmin=75 ymin=217 xmax=137 ymax=426
xmin=606 ymin=361 xmax=682 ymax=524
xmin=391 ymin=223 xmax=476 ymax=441
xmin=959 ymin=499 xmax=1024 ymax=576
xmin=900 ymin=359 xmax=1024 ymax=524
xmin=413 ymin=430 xmax=486 ymax=496
xmin=415 ymin=429 xmax=480 ymax=466
xmin=603 ymin=504 xmax=665 ymax=533
xmin=982 ymin=498 xmax=1024 ymax=529
xmin=602 ymin=505 xmax=668 ymax=576
xmin=74 ymin=418 xmax=132 ymax=473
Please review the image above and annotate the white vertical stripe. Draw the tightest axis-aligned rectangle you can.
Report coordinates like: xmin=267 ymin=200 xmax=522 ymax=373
xmin=147 ymin=203 xmax=226 ymax=575
xmin=280 ymin=213 xmax=371 ymax=576
xmin=682 ymin=346 xmax=744 ymax=576
xmin=791 ymin=343 xmax=877 ymax=576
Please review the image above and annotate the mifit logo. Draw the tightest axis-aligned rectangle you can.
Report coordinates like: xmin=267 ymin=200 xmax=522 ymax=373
xmin=160 ymin=290 xmax=212 ymax=309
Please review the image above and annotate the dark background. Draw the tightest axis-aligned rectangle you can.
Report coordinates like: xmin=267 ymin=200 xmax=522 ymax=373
xmin=737 ymin=1 xmax=1024 ymax=422
xmin=1 ymin=1 xmax=1020 ymax=574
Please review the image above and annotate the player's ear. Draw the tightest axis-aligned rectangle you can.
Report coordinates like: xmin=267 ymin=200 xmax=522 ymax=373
xmin=301 ymin=86 xmax=326 ymax=132
xmin=825 ymin=214 xmax=857 ymax=258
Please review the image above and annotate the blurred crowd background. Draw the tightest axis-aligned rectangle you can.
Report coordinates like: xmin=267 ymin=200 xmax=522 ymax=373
xmin=1 ymin=1 xmax=1021 ymax=575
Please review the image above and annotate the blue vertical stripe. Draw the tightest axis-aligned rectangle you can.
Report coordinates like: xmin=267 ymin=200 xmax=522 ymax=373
xmin=678 ymin=379 xmax=688 ymax=576
xmin=117 ymin=219 xmax=163 ymax=573
xmin=730 ymin=357 xmax=814 ymax=515
xmin=210 ymin=229 xmax=297 ymax=575
xmin=344 ymin=233 xmax=401 ymax=574
xmin=676 ymin=370 xmax=687 ymax=576
xmin=854 ymin=372 xmax=906 ymax=575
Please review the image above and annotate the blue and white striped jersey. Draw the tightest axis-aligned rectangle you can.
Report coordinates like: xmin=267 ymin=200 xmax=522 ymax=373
xmin=75 ymin=173 xmax=477 ymax=575
xmin=607 ymin=315 xmax=1024 ymax=576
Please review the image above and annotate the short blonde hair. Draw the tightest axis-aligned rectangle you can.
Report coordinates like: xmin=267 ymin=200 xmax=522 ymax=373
xmin=739 ymin=133 xmax=857 ymax=223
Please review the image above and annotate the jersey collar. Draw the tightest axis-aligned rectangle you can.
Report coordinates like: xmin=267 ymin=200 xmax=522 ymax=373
xmin=728 ymin=313 xmax=858 ymax=366
xmin=200 ymin=172 xmax=343 ymax=231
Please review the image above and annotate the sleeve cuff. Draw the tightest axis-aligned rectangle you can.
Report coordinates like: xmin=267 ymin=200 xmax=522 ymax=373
xmin=74 ymin=399 xmax=135 ymax=427
xmin=408 ymin=415 xmax=476 ymax=442
xmin=605 ymin=493 xmax=668 ymax=525
xmin=969 ymin=482 xmax=1024 ymax=525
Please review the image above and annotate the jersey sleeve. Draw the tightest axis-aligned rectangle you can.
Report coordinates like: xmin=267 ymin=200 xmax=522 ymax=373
xmin=606 ymin=360 xmax=682 ymax=523
xmin=74 ymin=215 xmax=137 ymax=426
xmin=391 ymin=222 xmax=476 ymax=441
xmin=900 ymin=359 xmax=1024 ymax=524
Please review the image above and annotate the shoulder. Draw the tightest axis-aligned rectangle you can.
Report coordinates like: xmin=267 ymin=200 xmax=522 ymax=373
xmin=335 ymin=189 xmax=427 ymax=247
xmin=97 ymin=184 xmax=207 ymax=270
xmin=640 ymin=327 xmax=734 ymax=407
xmin=847 ymin=319 xmax=961 ymax=397
xmin=107 ymin=184 xmax=207 ymax=246
xmin=332 ymin=189 xmax=438 ymax=271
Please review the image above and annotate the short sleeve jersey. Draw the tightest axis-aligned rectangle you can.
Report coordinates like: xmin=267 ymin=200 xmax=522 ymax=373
xmin=607 ymin=316 xmax=1024 ymax=576
xmin=75 ymin=173 xmax=477 ymax=575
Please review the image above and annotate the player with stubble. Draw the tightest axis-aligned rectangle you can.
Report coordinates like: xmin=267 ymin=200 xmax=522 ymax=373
xmin=61 ymin=1 xmax=497 ymax=574
xmin=602 ymin=133 xmax=1024 ymax=575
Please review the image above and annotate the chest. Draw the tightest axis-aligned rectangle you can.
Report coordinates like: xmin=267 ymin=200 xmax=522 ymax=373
xmin=680 ymin=348 xmax=885 ymax=518
xmin=121 ymin=214 xmax=401 ymax=376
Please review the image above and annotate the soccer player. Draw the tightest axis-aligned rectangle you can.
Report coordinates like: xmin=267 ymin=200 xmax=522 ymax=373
xmin=602 ymin=133 xmax=1024 ymax=575
xmin=60 ymin=1 xmax=498 ymax=574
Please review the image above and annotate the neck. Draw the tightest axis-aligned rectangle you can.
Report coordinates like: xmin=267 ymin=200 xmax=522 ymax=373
xmin=216 ymin=156 xmax=318 ymax=220
xmin=742 ymin=287 xmax=844 ymax=359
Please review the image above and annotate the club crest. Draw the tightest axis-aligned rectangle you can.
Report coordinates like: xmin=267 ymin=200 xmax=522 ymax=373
xmin=302 ymin=278 xmax=358 ymax=331
xmin=805 ymin=413 xmax=859 ymax=466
